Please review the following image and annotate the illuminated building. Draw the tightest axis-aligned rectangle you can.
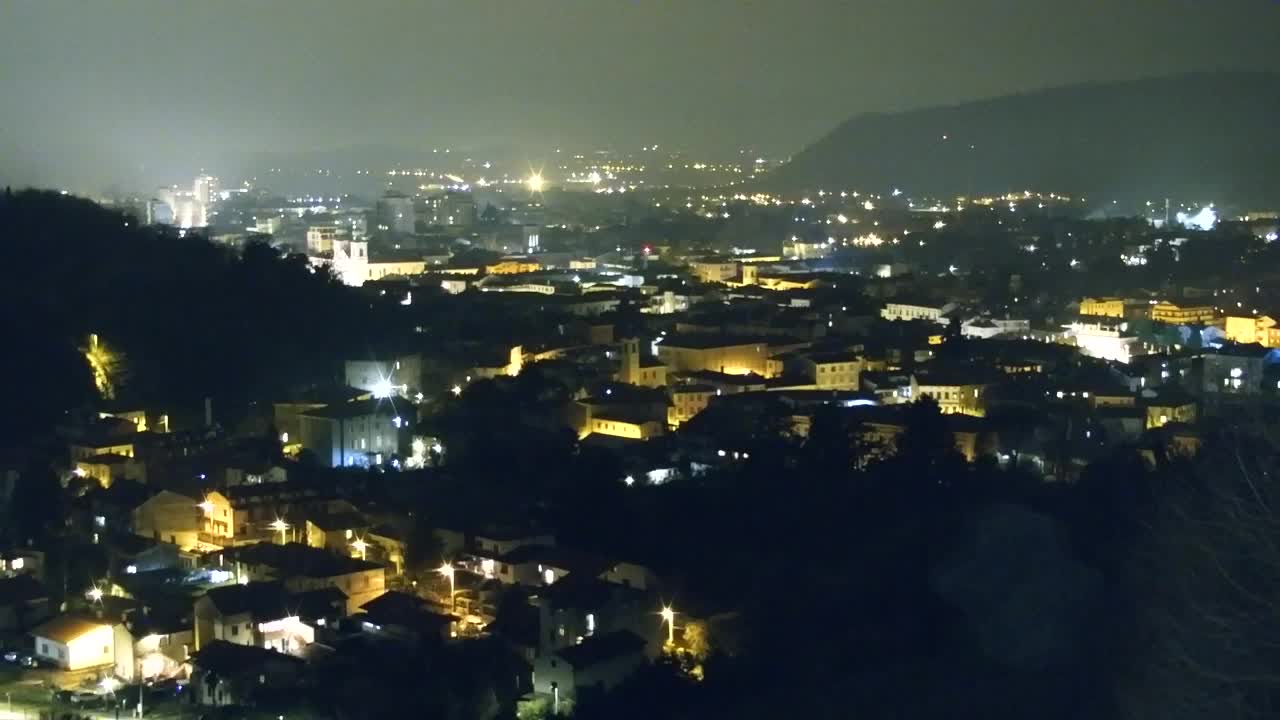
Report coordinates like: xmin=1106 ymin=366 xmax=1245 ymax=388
xmin=961 ymin=317 xmax=1030 ymax=339
xmin=193 ymin=174 xmax=220 ymax=206
xmin=799 ymin=352 xmax=862 ymax=390
xmin=131 ymin=490 xmax=232 ymax=551
xmin=1078 ymin=297 xmax=1128 ymax=318
xmin=485 ymin=259 xmax=542 ymax=274
xmin=1071 ymin=323 xmax=1140 ymax=363
xmin=219 ymin=542 xmax=386 ymax=614
xmin=305 ymin=224 xmax=340 ymax=255
xmin=668 ymin=385 xmax=715 ymax=427
xmin=689 ymin=259 xmax=740 ymax=283
xmin=656 ymin=334 xmax=776 ymax=377
xmin=1144 ymin=390 xmax=1197 ymax=429
xmin=1150 ymin=302 xmax=1217 ymax=325
xmin=345 ymin=354 xmax=421 ymax=397
xmin=1224 ymin=314 xmax=1280 ymax=347
xmin=31 ymin=615 xmax=125 ymax=671
xmin=193 ymin=582 xmax=318 ymax=653
xmin=782 ymin=238 xmax=833 ymax=259
xmin=617 ymin=338 xmax=667 ymax=388
xmin=465 ymin=344 xmax=524 ymax=380
xmin=297 ymin=399 xmax=409 ymax=468
xmin=74 ymin=453 xmax=146 ymax=488
xmin=375 ymin=191 xmax=415 ymax=234
xmin=1201 ymin=347 xmax=1264 ymax=397
xmin=881 ymin=301 xmax=955 ymax=324
xmin=907 ymin=372 xmax=989 ymax=416
xmin=532 ymin=630 xmax=650 ymax=707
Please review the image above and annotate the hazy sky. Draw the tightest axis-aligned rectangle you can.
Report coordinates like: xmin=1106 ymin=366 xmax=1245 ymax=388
xmin=2 ymin=0 xmax=1277 ymax=191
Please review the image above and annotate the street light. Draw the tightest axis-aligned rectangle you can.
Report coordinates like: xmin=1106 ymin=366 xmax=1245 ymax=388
xmin=269 ymin=518 xmax=290 ymax=544
xmin=438 ymin=562 xmax=455 ymax=611
xmin=660 ymin=606 xmax=675 ymax=646
xmin=86 ymin=585 xmax=104 ymax=603
xmin=351 ymin=537 xmax=368 ymax=561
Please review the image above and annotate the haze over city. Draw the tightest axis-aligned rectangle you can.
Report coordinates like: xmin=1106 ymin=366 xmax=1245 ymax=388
xmin=2 ymin=0 xmax=1278 ymax=191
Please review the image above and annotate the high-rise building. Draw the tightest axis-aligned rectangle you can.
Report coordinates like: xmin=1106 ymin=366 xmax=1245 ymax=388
xmin=376 ymin=192 xmax=415 ymax=234
xmin=306 ymin=225 xmax=341 ymax=255
xmin=193 ymin=174 xmax=221 ymax=206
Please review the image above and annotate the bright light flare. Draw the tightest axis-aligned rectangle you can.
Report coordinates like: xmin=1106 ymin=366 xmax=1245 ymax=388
xmin=526 ymin=173 xmax=545 ymax=192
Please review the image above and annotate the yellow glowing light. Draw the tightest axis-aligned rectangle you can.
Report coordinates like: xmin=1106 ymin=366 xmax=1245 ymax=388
xmin=351 ymin=538 xmax=369 ymax=560
xmin=86 ymin=586 xmax=104 ymax=602
xmin=526 ymin=173 xmax=545 ymax=192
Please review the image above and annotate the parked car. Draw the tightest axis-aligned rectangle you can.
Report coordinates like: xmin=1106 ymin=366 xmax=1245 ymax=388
xmin=2 ymin=650 xmax=18 ymax=662
xmin=18 ymin=654 xmax=36 ymax=667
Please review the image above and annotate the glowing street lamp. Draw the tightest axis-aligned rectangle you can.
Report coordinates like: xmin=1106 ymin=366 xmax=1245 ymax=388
xmin=438 ymin=562 xmax=456 ymax=611
xmin=351 ymin=537 xmax=369 ymax=561
xmin=660 ymin=606 xmax=675 ymax=646
xmin=526 ymin=173 xmax=545 ymax=193
xmin=450 ymin=384 xmax=462 ymax=397
xmin=269 ymin=518 xmax=290 ymax=545
xmin=197 ymin=499 xmax=215 ymax=515
xmin=86 ymin=586 xmax=104 ymax=603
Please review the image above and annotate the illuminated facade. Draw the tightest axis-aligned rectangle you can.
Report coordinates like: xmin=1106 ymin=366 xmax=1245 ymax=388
xmin=1223 ymin=314 xmax=1280 ymax=347
xmin=132 ymin=490 xmax=232 ymax=551
xmin=1071 ymin=323 xmax=1140 ymax=363
xmin=907 ymin=376 xmax=988 ymax=416
xmin=667 ymin=385 xmax=715 ymax=427
xmin=800 ymin=352 xmax=862 ymax=390
xmin=657 ymin=335 xmax=774 ymax=377
xmin=1151 ymin=302 xmax=1217 ymax=325
xmin=1078 ymin=297 xmax=1128 ymax=318
xmin=690 ymin=260 xmax=740 ymax=283
xmin=617 ymin=338 xmax=668 ymax=388
xmin=881 ymin=301 xmax=953 ymax=324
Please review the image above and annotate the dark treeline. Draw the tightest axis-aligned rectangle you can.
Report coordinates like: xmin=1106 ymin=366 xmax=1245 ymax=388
xmin=0 ymin=189 xmax=403 ymax=438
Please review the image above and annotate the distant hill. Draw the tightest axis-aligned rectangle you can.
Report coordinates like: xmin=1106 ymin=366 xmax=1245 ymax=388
xmin=766 ymin=72 xmax=1280 ymax=206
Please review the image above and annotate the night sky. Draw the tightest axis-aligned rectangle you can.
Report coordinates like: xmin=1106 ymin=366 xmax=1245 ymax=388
xmin=2 ymin=0 xmax=1277 ymax=191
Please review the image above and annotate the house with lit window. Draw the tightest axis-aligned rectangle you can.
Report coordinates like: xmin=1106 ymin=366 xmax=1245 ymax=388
xmin=532 ymin=574 xmax=661 ymax=657
xmin=1143 ymin=388 xmax=1198 ymax=429
xmin=131 ymin=490 xmax=233 ymax=552
xmin=219 ymin=542 xmax=386 ymax=614
xmin=532 ymin=629 xmax=649 ymax=708
xmin=1200 ymin=346 xmax=1266 ymax=397
xmin=907 ymin=369 xmax=994 ymax=416
xmin=193 ymin=582 xmax=319 ymax=653
xmin=74 ymin=453 xmax=146 ymax=488
xmin=798 ymin=351 xmax=862 ymax=390
xmin=668 ymin=384 xmax=716 ymax=427
xmin=297 ymin=398 xmax=409 ymax=468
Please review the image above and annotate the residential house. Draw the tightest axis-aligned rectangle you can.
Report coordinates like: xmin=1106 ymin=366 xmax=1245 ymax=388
xmin=298 ymin=398 xmax=409 ymax=468
xmin=531 ymin=630 xmax=649 ymax=707
xmin=31 ymin=614 xmax=131 ymax=672
xmin=131 ymin=490 xmax=233 ymax=552
xmin=188 ymin=640 xmax=304 ymax=707
xmin=357 ymin=591 xmax=457 ymax=645
xmin=193 ymin=582 xmax=318 ymax=653
xmin=74 ymin=453 xmax=146 ymax=488
xmin=220 ymin=542 xmax=386 ymax=614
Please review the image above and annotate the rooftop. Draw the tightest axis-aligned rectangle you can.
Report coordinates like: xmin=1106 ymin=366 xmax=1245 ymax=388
xmin=32 ymin=614 xmax=108 ymax=644
xmin=554 ymin=629 xmax=647 ymax=667
xmin=299 ymin=398 xmax=406 ymax=421
xmin=191 ymin=640 xmax=303 ymax=676
xmin=224 ymin=542 xmax=382 ymax=578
